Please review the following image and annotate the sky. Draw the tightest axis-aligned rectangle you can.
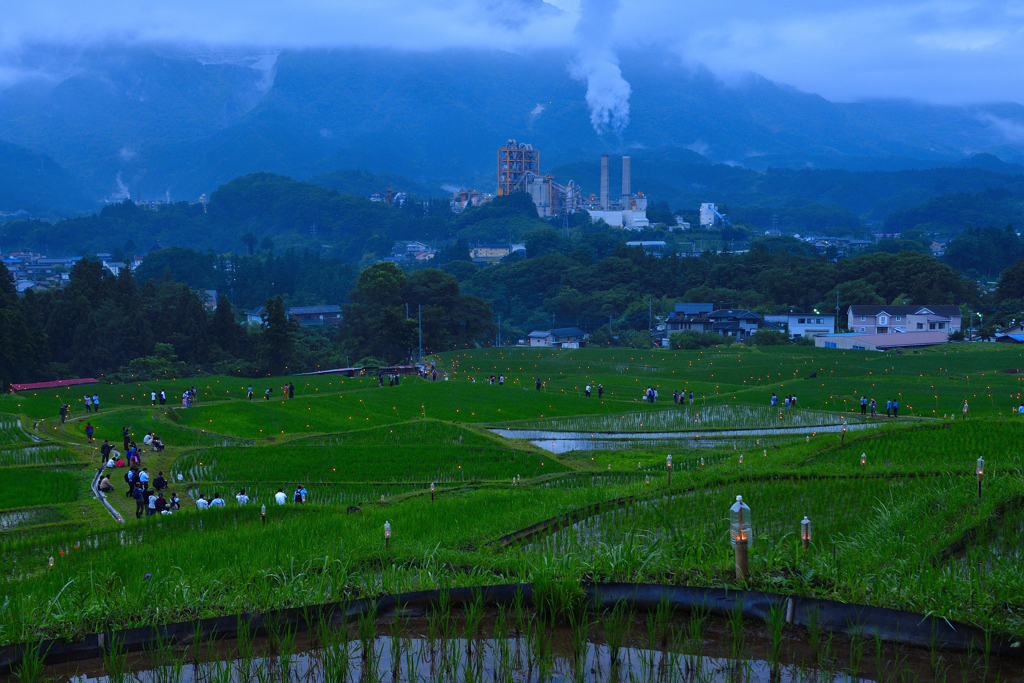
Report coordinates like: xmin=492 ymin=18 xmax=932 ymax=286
xmin=0 ymin=0 xmax=1022 ymax=106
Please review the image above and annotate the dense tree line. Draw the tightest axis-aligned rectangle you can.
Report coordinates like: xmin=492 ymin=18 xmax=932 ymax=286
xmin=454 ymin=228 xmax=978 ymax=340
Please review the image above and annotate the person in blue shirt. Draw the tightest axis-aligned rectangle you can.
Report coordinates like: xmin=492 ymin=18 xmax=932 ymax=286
xmin=210 ymin=493 xmax=226 ymax=507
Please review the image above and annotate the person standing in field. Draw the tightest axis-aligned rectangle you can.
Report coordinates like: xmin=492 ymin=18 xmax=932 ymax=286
xmin=59 ymin=404 xmax=67 ymax=423
xmin=536 ymin=378 xmax=542 ymax=391
xmin=151 ymin=392 xmax=156 ymax=406
xmin=585 ymin=384 xmax=592 ymax=398
xmin=860 ymin=396 xmax=867 ymax=415
xmin=688 ymin=390 xmax=693 ymax=405
xmin=159 ymin=390 xmax=166 ymax=405
xmin=92 ymin=394 xmax=99 ymax=412
xmin=236 ymin=489 xmax=249 ymax=505
xmin=869 ymin=399 xmax=877 ymax=416
xmin=84 ymin=395 xmax=92 ymax=413
xmin=893 ymin=400 xmax=899 ymax=417
xmin=247 ymin=385 xmax=254 ymax=401
xmin=84 ymin=422 xmax=94 ymax=442
xmin=771 ymin=393 xmax=777 ymax=407
xmin=885 ymin=399 xmax=891 ymax=417
xmin=275 ymin=488 xmax=287 ymax=505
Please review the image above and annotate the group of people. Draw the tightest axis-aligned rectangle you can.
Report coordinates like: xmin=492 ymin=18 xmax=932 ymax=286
xmin=58 ymin=394 xmax=101 ymax=424
xmin=584 ymin=384 xmax=605 ymax=398
xmin=771 ymin=393 xmax=799 ymax=409
xmin=860 ymin=396 xmax=900 ymax=417
xmin=182 ymin=387 xmax=200 ymax=408
xmin=98 ymin=466 xmax=179 ymax=517
xmin=643 ymin=386 xmax=659 ymax=403
xmin=150 ymin=390 xmax=168 ymax=405
xmin=673 ymin=390 xmax=693 ymax=405
xmin=247 ymin=383 xmax=293 ymax=400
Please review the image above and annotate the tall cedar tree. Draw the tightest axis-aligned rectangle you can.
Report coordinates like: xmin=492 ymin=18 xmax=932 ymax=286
xmin=260 ymin=295 xmax=297 ymax=375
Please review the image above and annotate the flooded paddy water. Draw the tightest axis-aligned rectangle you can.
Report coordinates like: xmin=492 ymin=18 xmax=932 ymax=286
xmin=31 ymin=609 xmax=1020 ymax=682
xmin=491 ymin=406 xmax=884 ymax=454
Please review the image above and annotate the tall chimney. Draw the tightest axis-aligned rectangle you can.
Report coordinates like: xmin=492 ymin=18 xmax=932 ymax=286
xmin=600 ymin=154 xmax=609 ymax=210
xmin=621 ymin=155 xmax=631 ymax=204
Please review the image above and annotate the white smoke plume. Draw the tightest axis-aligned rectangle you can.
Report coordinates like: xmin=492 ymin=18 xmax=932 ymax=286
xmin=570 ymin=0 xmax=631 ymax=135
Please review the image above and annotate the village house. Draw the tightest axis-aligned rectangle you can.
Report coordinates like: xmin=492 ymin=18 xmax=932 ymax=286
xmin=847 ymin=305 xmax=961 ymax=335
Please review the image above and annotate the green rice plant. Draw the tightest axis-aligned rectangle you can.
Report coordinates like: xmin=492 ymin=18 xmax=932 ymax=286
xmin=0 ymin=469 xmax=79 ymax=510
xmin=0 ymin=418 xmax=33 ymax=446
xmin=102 ymin=633 xmax=129 ymax=683
xmin=0 ymin=445 xmax=75 ymax=468
xmin=12 ymin=640 xmax=47 ymax=683
xmin=601 ymin=600 xmax=630 ymax=669
xmin=766 ymin=602 xmax=785 ymax=676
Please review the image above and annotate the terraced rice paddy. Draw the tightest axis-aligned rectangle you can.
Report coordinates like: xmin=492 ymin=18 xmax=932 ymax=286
xmin=1 ymin=344 xmax=1023 ymax=677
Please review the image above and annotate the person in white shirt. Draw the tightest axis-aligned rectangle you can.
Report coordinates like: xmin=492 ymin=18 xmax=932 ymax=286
xmin=151 ymin=392 xmax=156 ymax=406
xmin=210 ymin=493 xmax=226 ymax=507
xmin=139 ymin=469 xmax=149 ymax=484
xmin=195 ymin=496 xmax=209 ymax=510
xmin=274 ymin=488 xmax=287 ymax=505
xmin=236 ymin=489 xmax=249 ymax=505
xmin=105 ymin=458 xmax=115 ymax=468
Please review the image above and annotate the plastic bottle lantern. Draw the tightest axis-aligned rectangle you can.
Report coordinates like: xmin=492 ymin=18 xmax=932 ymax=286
xmin=976 ymin=456 xmax=984 ymax=498
xmin=729 ymin=496 xmax=752 ymax=548
xmin=739 ymin=454 xmax=744 ymax=465
xmin=730 ymin=495 xmax=752 ymax=580
xmin=261 ymin=504 xmax=266 ymax=524
xmin=666 ymin=454 xmax=672 ymax=485
xmin=48 ymin=555 xmax=54 ymax=568
xmin=645 ymin=475 xmax=650 ymax=485
xmin=608 ymin=464 xmax=611 ymax=471
xmin=801 ymin=516 xmax=811 ymax=548
xmin=384 ymin=520 xmax=391 ymax=550
xmin=700 ymin=457 xmax=705 ymax=468
xmin=861 ymin=452 xmax=866 ymax=469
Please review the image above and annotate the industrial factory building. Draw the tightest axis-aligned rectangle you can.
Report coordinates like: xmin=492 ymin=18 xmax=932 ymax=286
xmin=584 ymin=154 xmax=649 ymax=229
xmin=496 ymin=140 xmax=648 ymax=229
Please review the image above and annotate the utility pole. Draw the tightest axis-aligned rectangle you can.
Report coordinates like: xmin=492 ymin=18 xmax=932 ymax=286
xmin=418 ymin=305 xmax=422 ymax=364
xmin=405 ymin=303 xmax=409 ymax=319
xmin=609 ymin=314 xmax=613 ymax=336
xmin=835 ymin=288 xmax=840 ymax=333
xmin=649 ymin=298 xmax=653 ymax=331
xmin=498 ymin=315 xmax=501 ymax=347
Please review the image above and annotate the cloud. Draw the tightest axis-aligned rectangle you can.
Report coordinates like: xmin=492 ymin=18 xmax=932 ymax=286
xmin=978 ymin=113 xmax=1024 ymax=143
xmin=1 ymin=0 xmax=1024 ymax=104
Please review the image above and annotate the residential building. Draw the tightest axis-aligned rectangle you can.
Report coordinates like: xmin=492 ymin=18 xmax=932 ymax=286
xmin=666 ymin=302 xmax=716 ymax=333
xmin=470 ymin=243 xmax=512 ymax=259
xmin=815 ymin=331 xmax=951 ymax=351
xmin=245 ymin=304 xmax=343 ymax=326
xmin=202 ymin=290 xmax=218 ymax=311
xmin=289 ymin=305 xmax=343 ymax=326
xmin=525 ymin=327 xmax=588 ymax=348
xmin=665 ymin=304 xmax=773 ymax=341
xmin=847 ymin=305 xmax=961 ymax=335
xmin=707 ymin=309 xmax=773 ymax=340
xmin=764 ymin=312 xmax=836 ymax=338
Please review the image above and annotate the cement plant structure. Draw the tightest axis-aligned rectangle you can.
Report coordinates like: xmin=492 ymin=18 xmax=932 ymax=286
xmin=496 ymin=140 xmax=648 ymax=228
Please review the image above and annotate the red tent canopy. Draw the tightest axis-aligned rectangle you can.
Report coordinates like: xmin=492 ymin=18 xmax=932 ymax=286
xmin=10 ymin=378 xmax=100 ymax=392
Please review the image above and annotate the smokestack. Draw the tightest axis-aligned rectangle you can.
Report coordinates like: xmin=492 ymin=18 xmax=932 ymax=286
xmin=621 ymin=155 xmax=631 ymax=204
xmin=600 ymin=154 xmax=609 ymax=210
